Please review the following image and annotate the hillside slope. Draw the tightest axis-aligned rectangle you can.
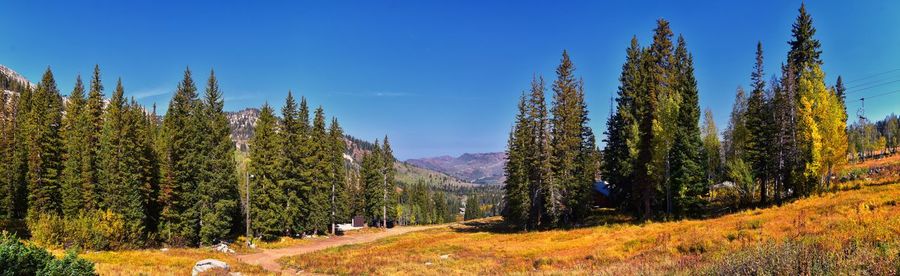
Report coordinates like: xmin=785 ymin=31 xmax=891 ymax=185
xmin=280 ymin=164 xmax=900 ymax=274
xmin=406 ymin=152 xmax=506 ymax=185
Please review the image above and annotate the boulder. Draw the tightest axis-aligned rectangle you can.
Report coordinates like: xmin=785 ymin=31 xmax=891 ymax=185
xmin=192 ymin=259 xmax=230 ymax=276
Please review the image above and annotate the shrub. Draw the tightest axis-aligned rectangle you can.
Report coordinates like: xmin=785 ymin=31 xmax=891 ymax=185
xmin=699 ymin=238 xmax=900 ymax=275
xmin=0 ymin=231 xmax=96 ymax=276
xmin=29 ymin=210 xmax=136 ymax=251
xmin=39 ymin=251 xmax=97 ymax=276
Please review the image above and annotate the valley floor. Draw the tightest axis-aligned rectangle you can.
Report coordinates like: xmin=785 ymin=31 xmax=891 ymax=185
xmin=279 ymin=176 xmax=900 ymax=274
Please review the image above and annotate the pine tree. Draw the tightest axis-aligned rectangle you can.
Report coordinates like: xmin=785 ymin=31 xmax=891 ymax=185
xmin=525 ymin=76 xmax=551 ymax=229
xmin=362 ymin=140 xmax=385 ymax=225
xmin=603 ymin=37 xmax=641 ymax=211
xmin=307 ymin=107 xmax=332 ymax=233
xmin=834 ymin=76 xmax=846 ymax=105
xmin=774 ymin=63 xmax=800 ymax=202
xmin=548 ymin=50 xmax=595 ymax=226
xmin=61 ymin=75 xmax=86 ymax=217
xmin=82 ymin=65 xmax=105 ymax=211
xmin=328 ymin=118 xmax=349 ymax=234
xmin=158 ymin=68 xmax=203 ymax=245
xmin=788 ymin=3 xmax=822 ymax=73
xmin=248 ymin=103 xmax=284 ymax=240
xmin=669 ymin=35 xmax=705 ymax=215
xmin=502 ymin=93 xmax=531 ymax=228
xmin=633 ymin=19 xmax=674 ymax=219
xmin=197 ymin=70 xmax=239 ymax=245
xmin=745 ymin=42 xmax=771 ymax=205
xmin=381 ymin=136 xmax=398 ymax=224
xmin=278 ymin=92 xmax=305 ymax=234
xmin=464 ymin=194 xmax=482 ymax=221
xmin=10 ymin=86 xmax=32 ymax=219
xmin=26 ymin=68 xmax=64 ymax=220
xmin=135 ymin=99 xmax=161 ymax=234
xmin=99 ymin=79 xmax=147 ymax=242
xmin=0 ymin=88 xmax=18 ymax=219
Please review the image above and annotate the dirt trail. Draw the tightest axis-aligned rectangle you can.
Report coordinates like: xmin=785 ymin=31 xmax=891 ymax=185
xmin=236 ymin=225 xmax=446 ymax=274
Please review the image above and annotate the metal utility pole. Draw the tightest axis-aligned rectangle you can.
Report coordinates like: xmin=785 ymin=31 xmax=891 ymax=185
xmin=331 ymin=176 xmax=336 ymax=235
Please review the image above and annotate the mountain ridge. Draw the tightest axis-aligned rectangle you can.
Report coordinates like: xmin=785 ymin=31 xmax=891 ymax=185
xmin=406 ymin=152 xmax=506 ymax=185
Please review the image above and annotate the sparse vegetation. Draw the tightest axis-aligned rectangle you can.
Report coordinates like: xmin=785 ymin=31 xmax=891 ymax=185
xmin=280 ymin=172 xmax=900 ymax=274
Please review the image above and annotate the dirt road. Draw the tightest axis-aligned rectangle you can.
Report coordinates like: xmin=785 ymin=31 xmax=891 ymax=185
xmin=236 ymin=225 xmax=446 ymax=274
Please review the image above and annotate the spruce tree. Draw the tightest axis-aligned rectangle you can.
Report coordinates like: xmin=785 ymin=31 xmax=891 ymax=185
xmin=548 ymin=50 xmax=595 ymax=226
xmin=10 ymin=86 xmax=32 ymax=219
xmin=0 ymin=89 xmax=17 ymax=219
xmin=159 ymin=68 xmax=203 ymax=245
xmin=669 ymin=35 xmax=705 ymax=215
xmin=381 ymin=136 xmax=398 ymax=225
xmin=26 ymin=68 xmax=64 ymax=220
xmin=248 ymin=103 xmax=284 ymax=240
xmin=502 ymin=93 xmax=531 ymax=228
xmin=602 ymin=37 xmax=641 ymax=211
xmin=99 ymin=79 xmax=147 ymax=242
xmin=834 ymin=76 xmax=846 ymax=105
xmin=328 ymin=118 xmax=349 ymax=233
xmin=197 ymin=70 xmax=239 ymax=245
xmin=745 ymin=42 xmax=770 ymax=204
xmin=61 ymin=75 xmax=86 ymax=217
xmin=633 ymin=19 xmax=674 ymax=219
xmin=278 ymin=92 xmax=305 ymax=234
xmin=307 ymin=107 xmax=332 ymax=233
xmin=82 ymin=65 xmax=105 ymax=211
xmin=788 ymin=3 xmax=822 ymax=72
xmin=362 ymin=140 xmax=385 ymax=225
xmin=525 ymin=76 xmax=551 ymax=229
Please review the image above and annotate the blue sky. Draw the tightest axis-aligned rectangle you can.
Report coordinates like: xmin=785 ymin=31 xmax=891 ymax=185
xmin=2 ymin=1 xmax=899 ymax=159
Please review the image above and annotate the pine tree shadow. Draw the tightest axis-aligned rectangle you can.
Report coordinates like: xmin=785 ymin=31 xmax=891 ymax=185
xmin=450 ymin=208 xmax=641 ymax=234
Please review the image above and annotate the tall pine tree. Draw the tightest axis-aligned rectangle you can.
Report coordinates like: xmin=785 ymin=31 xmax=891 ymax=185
xmin=61 ymin=75 xmax=86 ymax=217
xmin=26 ymin=68 xmax=64 ymax=220
xmin=669 ymin=35 xmax=705 ymax=215
xmin=197 ymin=70 xmax=240 ymax=245
xmin=548 ymin=50 xmax=595 ymax=226
xmin=159 ymin=68 xmax=203 ymax=245
xmin=99 ymin=79 xmax=147 ymax=242
xmin=603 ymin=37 xmax=642 ymax=212
xmin=248 ymin=103 xmax=284 ymax=240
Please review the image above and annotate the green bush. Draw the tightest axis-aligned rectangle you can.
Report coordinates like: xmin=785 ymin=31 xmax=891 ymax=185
xmin=0 ymin=231 xmax=96 ymax=276
xmin=39 ymin=251 xmax=97 ymax=276
xmin=28 ymin=210 xmax=136 ymax=251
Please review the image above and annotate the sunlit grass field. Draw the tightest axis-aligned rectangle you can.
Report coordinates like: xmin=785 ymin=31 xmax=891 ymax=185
xmin=279 ymin=163 xmax=900 ymax=274
xmin=72 ymin=248 xmax=266 ymax=275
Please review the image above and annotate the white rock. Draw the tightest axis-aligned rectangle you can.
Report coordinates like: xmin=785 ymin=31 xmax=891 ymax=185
xmin=192 ymin=259 xmax=230 ymax=276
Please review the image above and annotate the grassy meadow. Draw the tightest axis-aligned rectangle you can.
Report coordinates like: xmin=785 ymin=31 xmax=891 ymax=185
xmin=279 ymin=159 xmax=900 ymax=275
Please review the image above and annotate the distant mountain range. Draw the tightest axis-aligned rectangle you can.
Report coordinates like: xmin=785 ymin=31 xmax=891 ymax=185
xmin=406 ymin=152 xmax=506 ymax=185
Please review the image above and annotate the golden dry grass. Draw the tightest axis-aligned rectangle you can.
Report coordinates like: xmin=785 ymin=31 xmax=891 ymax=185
xmin=280 ymin=173 xmax=900 ymax=274
xmin=76 ymin=248 xmax=266 ymax=275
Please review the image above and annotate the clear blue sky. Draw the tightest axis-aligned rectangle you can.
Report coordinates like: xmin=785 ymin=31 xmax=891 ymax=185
xmin=2 ymin=1 xmax=899 ymax=159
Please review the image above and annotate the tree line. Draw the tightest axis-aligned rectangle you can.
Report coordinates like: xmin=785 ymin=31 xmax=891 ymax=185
xmin=713 ymin=4 xmax=847 ymax=207
xmin=503 ymin=51 xmax=601 ymax=230
xmin=504 ymin=4 xmax=850 ymax=229
xmin=848 ymin=114 xmax=899 ymax=160
xmin=0 ymin=64 xmax=433 ymax=249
